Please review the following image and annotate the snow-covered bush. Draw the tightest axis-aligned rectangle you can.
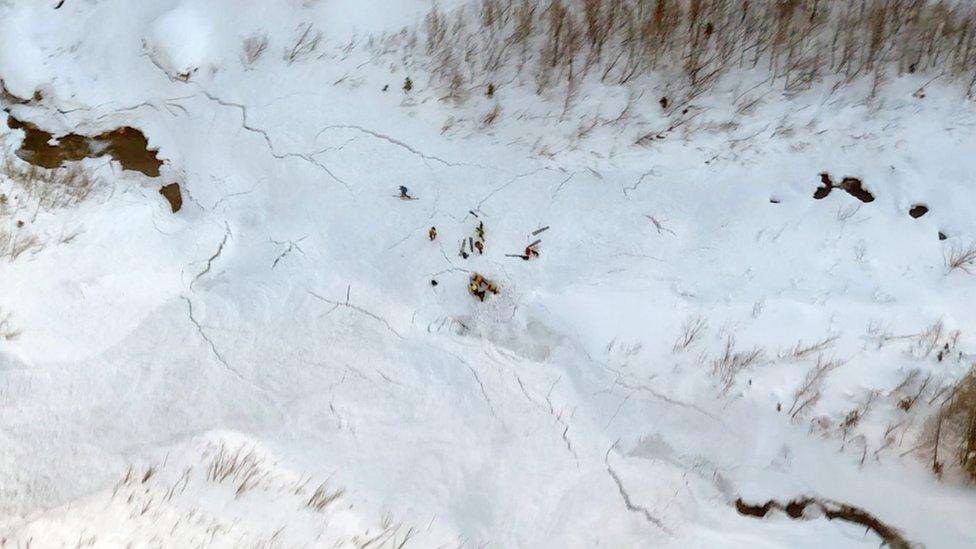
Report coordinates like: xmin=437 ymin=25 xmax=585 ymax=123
xmin=143 ymin=2 xmax=217 ymax=80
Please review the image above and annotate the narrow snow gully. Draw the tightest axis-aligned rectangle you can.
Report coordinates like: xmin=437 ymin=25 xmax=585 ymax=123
xmin=734 ymin=497 xmax=912 ymax=549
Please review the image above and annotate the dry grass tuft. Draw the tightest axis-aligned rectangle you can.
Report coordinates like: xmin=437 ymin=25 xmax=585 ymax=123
xmin=946 ymin=243 xmax=976 ymax=273
xmin=285 ymin=23 xmax=322 ymax=64
xmin=788 ymin=355 xmax=846 ymax=419
xmin=0 ymin=224 xmax=41 ymax=261
xmin=780 ymin=334 xmax=839 ymax=361
xmin=242 ymin=34 xmax=269 ymax=68
xmin=206 ymin=443 xmax=269 ymax=498
xmin=711 ymin=336 xmax=765 ymax=393
xmin=673 ymin=315 xmax=707 ymax=353
xmin=306 ymin=482 xmax=345 ymax=512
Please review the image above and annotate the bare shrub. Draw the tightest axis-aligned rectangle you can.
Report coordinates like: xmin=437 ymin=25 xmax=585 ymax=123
xmin=241 ymin=34 xmax=269 ymax=67
xmin=0 ymin=226 xmax=42 ymax=261
xmin=285 ymin=23 xmax=322 ymax=64
xmin=711 ymin=336 xmax=765 ymax=393
xmin=891 ymin=369 xmax=933 ymax=412
xmin=788 ymin=355 xmax=846 ymax=419
xmin=780 ymin=334 xmax=839 ymax=361
xmin=352 ymin=513 xmax=417 ymax=549
xmin=393 ymin=0 xmax=976 ymax=111
xmin=946 ymin=243 xmax=976 ymax=273
xmin=444 ymin=69 xmax=468 ymax=103
xmin=482 ymin=103 xmax=502 ymax=127
xmin=909 ymin=320 xmax=960 ymax=360
xmin=206 ymin=443 xmax=268 ymax=498
xmin=673 ymin=315 xmax=707 ymax=353
xmin=306 ymin=482 xmax=345 ymax=512
xmin=838 ymin=391 xmax=878 ymax=454
xmin=0 ymin=162 xmax=97 ymax=261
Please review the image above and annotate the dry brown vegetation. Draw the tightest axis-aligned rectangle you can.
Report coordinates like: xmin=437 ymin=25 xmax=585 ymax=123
xmin=0 ymin=162 xmax=98 ymax=261
xmin=787 ymin=354 xmax=845 ymax=419
xmin=241 ymin=33 xmax=269 ymax=68
xmin=923 ymin=367 xmax=976 ymax=482
xmin=673 ymin=315 xmax=707 ymax=353
xmin=0 ymin=222 xmax=41 ymax=261
xmin=711 ymin=335 xmax=765 ymax=393
xmin=206 ymin=443 xmax=270 ymax=498
xmin=307 ymin=482 xmax=345 ymax=512
xmin=391 ymin=0 xmax=976 ymax=105
xmin=2 ymin=163 xmax=96 ymax=211
xmin=285 ymin=23 xmax=322 ymax=64
xmin=946 ymin=243 xmax=976 ymax=273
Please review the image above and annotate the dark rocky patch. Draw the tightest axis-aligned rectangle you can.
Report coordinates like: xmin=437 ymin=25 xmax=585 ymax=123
xmin=909 ymin=204 xmax=928 ymax=218
xmin=839 ymin=177 xmax=874 ymax=203
xmin=813 ymin=173 xmax=833 ymax=199
xmin=7 ymin=115 xmax=162 ymax=177
xmin=159 ymin=183 xmax=182 ymax=213
xmin=813 ymin=173 xmax=874 ymax=203
xmin=735 ymin=497 xmax=911 ymax=549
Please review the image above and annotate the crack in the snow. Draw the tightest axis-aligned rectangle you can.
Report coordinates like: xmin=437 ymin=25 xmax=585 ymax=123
xmin=613 ymin=378 xmax=720 ymax=422
xmin=182 ymin=296 xmax=246 ymax=381
xmin=644 ymin=215 xmax=677 ymax=236
xmin=386 ymin=231 xmax=414 ymax=251
xmin=191 ymin=222 xmax=231 ymax=288
xmin=623 ymin=169 xmax=656 ymax=196
xmin=551 ymin=171 xmax=577 ymax=199
xmin=515 ymin=374 xmax=579 ymax=463
xmin=310 ymin=135 xmax=364 ymax=156
xmin=605 ymin=392 xmax=634 ymax=428
xmin=466 ymin=364 xmax=504 ymax=425
xmin=596 ymin=359 xmax=719 ymax=422
xmin=192 ymin=90 xmax=352 ymax=193
xmin=477 ymin=167 xmax=551 ymax=210
xmin=308 ymin=286 xmax=402 ymax=339
xmin=210 ymin=178 xmax=262 ymax=211
xmin=561 ymin=424 xmax=577 ymax=459
xmin=313 ymin=125 xmax=491 ymax=170
xmin=606 ymin=446 xmax=673 ymax=536
xmin=55 ymin=93 xmax=196 ymax=121
xmin=515 ymin=375 xmax=543 ymax=408
xmin=271 ymin=236 xmax=307 ymax=269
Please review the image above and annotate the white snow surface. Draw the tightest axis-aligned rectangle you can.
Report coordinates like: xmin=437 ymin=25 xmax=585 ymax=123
xmin=1 ymin=0 xmax=976 ymax=547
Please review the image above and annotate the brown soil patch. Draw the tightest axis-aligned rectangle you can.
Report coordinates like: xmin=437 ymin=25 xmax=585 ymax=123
xmin=839 ymin=177 xmax=874 ymax=203
xmin=7 ymin=115 xmax=162 ymax=177
xmin=159 ymin=183 xmax=182 ymax=213
xmin=813 ymin=173 xmax=875 ymax=203
xmin=909 ymin=204 xmax=928 ymax=218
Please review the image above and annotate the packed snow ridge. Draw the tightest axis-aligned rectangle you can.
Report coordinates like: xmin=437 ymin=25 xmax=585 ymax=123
xmin=2 ymin=0 xmax=976 ymax=547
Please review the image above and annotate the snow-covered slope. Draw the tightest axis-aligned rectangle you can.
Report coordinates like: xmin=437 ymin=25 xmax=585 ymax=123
xmin=2 ymin=1 xmax=976 ymax=547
